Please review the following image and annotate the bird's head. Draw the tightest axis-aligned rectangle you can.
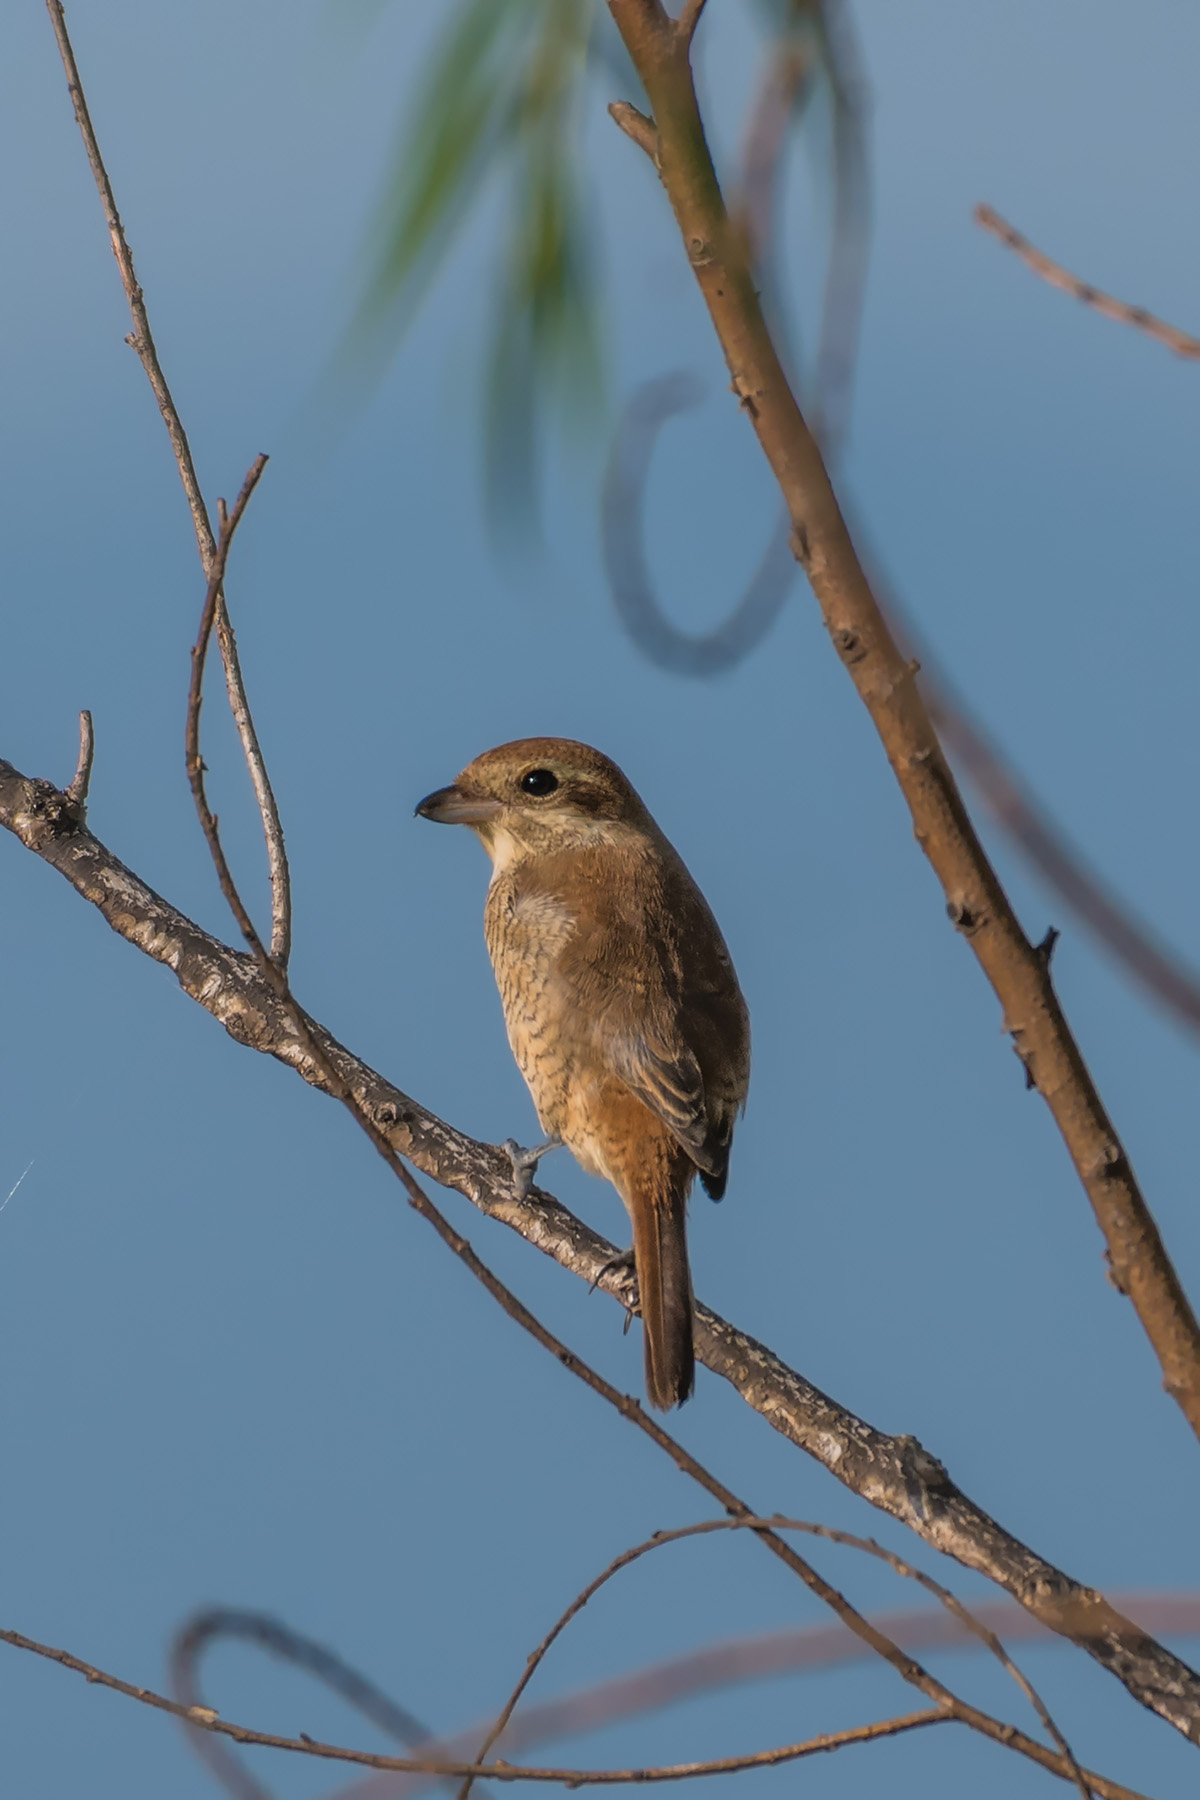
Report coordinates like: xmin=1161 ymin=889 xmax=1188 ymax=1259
xmin=416 ymin=738 xmax=653 ymax=862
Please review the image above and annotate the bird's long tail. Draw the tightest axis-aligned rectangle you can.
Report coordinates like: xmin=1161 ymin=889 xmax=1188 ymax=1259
xmin=631 ymin=1181 xmax=695 ymax=1410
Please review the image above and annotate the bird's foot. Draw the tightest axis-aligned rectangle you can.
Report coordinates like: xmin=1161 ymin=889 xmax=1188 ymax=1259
xmin=501 ymin=1136 xmax=561 ymax=1202
xmin=591 ymin=1245 xmax=639 ymax=1334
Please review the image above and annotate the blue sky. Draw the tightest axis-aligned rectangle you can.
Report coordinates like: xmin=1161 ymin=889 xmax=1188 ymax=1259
xmin=2 ymin=2 xmax=1199 ymax=1796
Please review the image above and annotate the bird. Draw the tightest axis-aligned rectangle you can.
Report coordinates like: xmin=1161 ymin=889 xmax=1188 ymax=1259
xmin=416 ymin=738 xmax=750 ymax=1410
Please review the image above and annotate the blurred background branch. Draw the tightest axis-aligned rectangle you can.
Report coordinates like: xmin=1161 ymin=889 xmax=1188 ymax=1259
xmin=975 ymin=203 xmax=1200 ymax=359
xmin=169 ymin=1585 xmax=1200 ymax=1800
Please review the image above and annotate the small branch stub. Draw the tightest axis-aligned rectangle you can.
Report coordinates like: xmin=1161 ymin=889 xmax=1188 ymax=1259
xmin=608 ymin=101 xmax=659 ymax=165
xmin=64 ymin=710 xmax=94 ymax=812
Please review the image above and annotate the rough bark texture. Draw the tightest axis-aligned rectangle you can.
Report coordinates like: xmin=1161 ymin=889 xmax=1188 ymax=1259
xmin=4 ymin=755 xmax=1199 ymax=1745
xmin=604 ymin=0 xmax=1200 ymax=1440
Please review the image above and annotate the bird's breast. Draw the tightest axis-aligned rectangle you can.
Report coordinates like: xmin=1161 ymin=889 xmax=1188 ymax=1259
xmin=484 ymin=872 xmax=584 ymax=1141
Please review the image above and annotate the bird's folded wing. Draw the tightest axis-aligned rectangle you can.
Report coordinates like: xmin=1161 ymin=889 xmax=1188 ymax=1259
xmin=608 ymin=1029 xmax=719 ymax=1175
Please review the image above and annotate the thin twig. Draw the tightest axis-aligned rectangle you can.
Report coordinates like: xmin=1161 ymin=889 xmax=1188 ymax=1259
xmin=185 ymin=458 xmax=273 ymax=957
xmin=45 ymin=0 xmax=293 ymax=968
xmin=0 ymin=1626 xmax=953 ymax=1785
xmin=63 ymin=709 xmax=94 ymax=810
xmin=605 ymin=0 xmax=1200 ymax=1440
xmin=465 ymin=1517 xmax=1094 ymax=1800
xmin=975 ymin=203 xmax=1200 ymax=360
xmin=2 ymin=761 xmax=1199 ymax=1744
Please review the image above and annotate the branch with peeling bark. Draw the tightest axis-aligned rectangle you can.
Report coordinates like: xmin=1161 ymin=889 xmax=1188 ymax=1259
xmin=2 ymin=751 xmax=1199 ymax=1749
xmin=603 ymin=0 xmax=1200 ymax=1442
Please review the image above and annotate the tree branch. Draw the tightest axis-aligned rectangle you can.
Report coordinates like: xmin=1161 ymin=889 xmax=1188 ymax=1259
xmin=975 ymin=203 xmax=1200 ymax=360
xmin=603 ymin=0 xmax=1200 ymax=1441
xmin=2 ymin=759 xmax=1199 ymax=1745
xmin=45 ymin=0 xmax=293 ymax=967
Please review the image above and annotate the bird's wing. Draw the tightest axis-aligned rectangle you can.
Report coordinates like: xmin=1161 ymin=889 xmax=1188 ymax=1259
xmin=532 ymin=841 xmax=748 ymax=1183
xmin=608 ymin=1029 xmax=715 ymax=1172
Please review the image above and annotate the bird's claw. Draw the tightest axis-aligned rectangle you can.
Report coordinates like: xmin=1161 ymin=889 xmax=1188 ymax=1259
xmin=591 ymin=1244 xmax=638 ymax=1294
xmin=501 ymin=1135 xmax=561 ymax=1202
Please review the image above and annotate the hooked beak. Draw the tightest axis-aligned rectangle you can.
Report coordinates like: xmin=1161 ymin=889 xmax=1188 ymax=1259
xmin=415 ymin=783 xmax=502 ymax=826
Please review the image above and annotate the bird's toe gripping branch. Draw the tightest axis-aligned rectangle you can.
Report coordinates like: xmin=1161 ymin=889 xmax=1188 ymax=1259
xmin=501 ymin=1135 xmax=562 ymax=1203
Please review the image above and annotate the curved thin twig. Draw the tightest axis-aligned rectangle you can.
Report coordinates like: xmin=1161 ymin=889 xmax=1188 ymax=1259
xmin=45 ymin=0 xmax=292 ymax=968
xmin=975 ymin=203 xmax=1200 ymax=360
xmin=464 ymin=1516 xmax=1094 ymax=1800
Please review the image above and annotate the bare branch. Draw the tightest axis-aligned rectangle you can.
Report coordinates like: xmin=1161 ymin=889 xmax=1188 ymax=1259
xmin=43 ymin=0 xmax=213 ymax=564
xmin=45 ymin=0 xmax=293 ymax=970
xmin=0 ymin=1623 xmax=954 ymax=1785
xmin=185 ymin=458 xmax=273 ymax=956
xmin=466 ymin=1517 xmax=1096 ymax=1800
xmin=608 ymin=100 xmax=659 ymax=162
xmin=63 ymin=709 xmax=94 ymax=811
xmin=2 ymin=763 xmax=1198 ymax=1744
xmin=975 ymin=203 xmax=1200 ymax=360
xmin=213 ymin=606 xmax=292 ymax=966
xmin=603 ymin=0 xmax=1200 ymax=1442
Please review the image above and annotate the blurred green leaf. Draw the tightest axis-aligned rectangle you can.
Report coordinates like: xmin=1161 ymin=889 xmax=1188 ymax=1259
xmin=353 ymin=0 xmax=597 ymax=540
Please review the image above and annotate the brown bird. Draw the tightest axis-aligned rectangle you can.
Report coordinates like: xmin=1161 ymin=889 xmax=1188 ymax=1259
xmin=416 ymin=738 xmax=750 ymax=1409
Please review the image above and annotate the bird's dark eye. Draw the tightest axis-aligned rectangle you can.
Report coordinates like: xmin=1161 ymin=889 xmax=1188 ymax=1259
xmin=520 ymin=768 xmax=559 ymax=797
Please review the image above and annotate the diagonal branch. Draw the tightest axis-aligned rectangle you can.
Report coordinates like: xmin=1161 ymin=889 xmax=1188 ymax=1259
xmin=604 ymin=0 xmax=1200 ymax=1442
xmin=975 ymin=204 xmax=1200 ymax=360
xmin=2 ymin=759 xmax=1198 ymax=1746
xmin=45 ymin=0 xmax=292 ymax=968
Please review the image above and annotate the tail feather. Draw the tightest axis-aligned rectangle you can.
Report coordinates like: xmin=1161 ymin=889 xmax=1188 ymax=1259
xmin=631 ymin=1187 xmax=695 ymax=1410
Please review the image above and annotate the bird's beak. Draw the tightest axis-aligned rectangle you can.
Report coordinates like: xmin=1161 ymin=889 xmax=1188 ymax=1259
xmin=415 ymin=783 xmax=502 ymax=826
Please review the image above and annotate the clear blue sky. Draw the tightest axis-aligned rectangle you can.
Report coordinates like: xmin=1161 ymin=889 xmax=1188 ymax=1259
xmin=2 ymin=2 xmax=1198 ymax=1796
